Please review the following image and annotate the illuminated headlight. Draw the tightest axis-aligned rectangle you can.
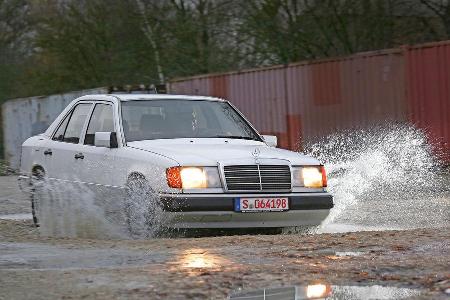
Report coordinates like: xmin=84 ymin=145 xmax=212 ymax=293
xmin=293 ymin=166 xmax=327 ymax=188
xmin=166 ymin=167 xmax=221 ymax=189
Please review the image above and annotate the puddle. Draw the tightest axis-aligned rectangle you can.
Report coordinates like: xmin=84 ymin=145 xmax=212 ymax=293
xmin=0 ymin=242 xmax=168 ymax=270
xmin=0 ymin=213 xmax=32 ymax=221
xmin=413 ymin=241 xmax=449 ymax=254
xmin=334 ymin=251 xmax=366 ymax=257
xmin=230 ymin=284 xmax=421 ymax=299
xmin=316 ymin=224 xmax=406 ymax=234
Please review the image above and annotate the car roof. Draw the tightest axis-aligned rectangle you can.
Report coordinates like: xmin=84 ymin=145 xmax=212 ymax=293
xmin=104 ymin=94 xmax=224 ymax=102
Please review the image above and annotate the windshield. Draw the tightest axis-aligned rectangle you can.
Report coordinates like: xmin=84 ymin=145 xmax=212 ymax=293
xmin=120 ymin=100 xmax=261 ymax=142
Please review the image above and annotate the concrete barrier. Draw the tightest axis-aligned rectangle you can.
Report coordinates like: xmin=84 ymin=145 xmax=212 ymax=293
xmin=1 ymin=88 xmax=107 ymax=169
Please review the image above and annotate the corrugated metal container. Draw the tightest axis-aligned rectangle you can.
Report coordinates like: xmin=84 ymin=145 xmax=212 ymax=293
xmin=168 ymin=48 xmax=407 ymax=152
xmin=227 ymin=67 xmax=290 ymax=148
xmin=287 ymin=49 xmax=407 ymax=146
xmin=2 ymin=87 xmax=108 ymax=169
xmin=171 ymin=67 xmax=292 ymax=148
xmin=405 ymin=41 xmax=450 ymax=162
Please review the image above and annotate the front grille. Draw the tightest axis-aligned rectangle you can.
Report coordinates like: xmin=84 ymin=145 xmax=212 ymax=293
xmin=223 ymin=165 xmax=291 ymax=192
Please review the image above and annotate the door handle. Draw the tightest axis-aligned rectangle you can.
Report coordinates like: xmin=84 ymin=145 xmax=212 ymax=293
xmin=44 ymin=149 xmax=52 ymax=156
xmin=74 ymin=153 xmax=84 ymax=160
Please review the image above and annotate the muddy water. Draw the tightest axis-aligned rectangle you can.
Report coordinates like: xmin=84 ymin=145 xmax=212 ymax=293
xmin=0 ymin=213 xmax=31 ymax=221
xmin=0 ymin=242 xmax=168 ymax=270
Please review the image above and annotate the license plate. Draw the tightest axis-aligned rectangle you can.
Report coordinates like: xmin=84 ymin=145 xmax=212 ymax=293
xmin=234 ymin=197 xmax=289 ymax=212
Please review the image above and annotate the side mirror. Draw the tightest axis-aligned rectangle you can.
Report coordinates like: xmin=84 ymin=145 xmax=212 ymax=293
xmin=262 ymin=135 xmax=277 ymax=147
xmin=94 ymin=132 xmax=118 ymax=148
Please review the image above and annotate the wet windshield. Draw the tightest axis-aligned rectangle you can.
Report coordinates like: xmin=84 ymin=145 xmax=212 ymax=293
xmin=121 ymin=100 xmax=261 ymax=142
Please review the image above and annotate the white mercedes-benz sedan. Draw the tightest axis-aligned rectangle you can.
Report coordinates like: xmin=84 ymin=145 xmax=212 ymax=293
xmin=19 ymin=94 xmax=333 ymax=233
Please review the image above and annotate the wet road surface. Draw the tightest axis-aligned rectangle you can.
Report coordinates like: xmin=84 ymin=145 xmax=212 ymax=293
xmin=0 ymin=175 xmax=449 ymax=299
xmin=0 ymin=220 xmax=449 ymax=299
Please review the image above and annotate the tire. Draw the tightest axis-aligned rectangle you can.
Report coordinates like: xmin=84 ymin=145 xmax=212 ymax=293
xmin=124 ymin=174 xmax=160 ymax=238
xmin=30 ymin=168 xmax=45 ymax=227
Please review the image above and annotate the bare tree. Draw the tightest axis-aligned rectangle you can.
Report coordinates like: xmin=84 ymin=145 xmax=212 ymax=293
xmin=163 ymin=0 xmax=242 ymax=75
xmin=0 ymin=0 xmax=31 ymax=54
xmin=135 ymin=0 xmax=165 ymax=84
xmin=420 ymin=0 xmax=450 ymax=37
xmin=239 ymin=0 xmax=436 ymax=64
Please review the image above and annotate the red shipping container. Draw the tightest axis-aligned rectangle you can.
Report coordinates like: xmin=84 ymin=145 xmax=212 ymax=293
xmin=405 ymin=41 xmax=450 ymax=162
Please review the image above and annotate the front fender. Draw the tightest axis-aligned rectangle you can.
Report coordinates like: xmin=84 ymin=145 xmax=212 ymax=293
xmin=115 ymin=147 xmax=180 ymax=193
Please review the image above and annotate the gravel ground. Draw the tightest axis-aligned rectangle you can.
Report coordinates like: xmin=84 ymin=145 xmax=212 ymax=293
xmin=0 ymin=175 xmax=449 ymax=299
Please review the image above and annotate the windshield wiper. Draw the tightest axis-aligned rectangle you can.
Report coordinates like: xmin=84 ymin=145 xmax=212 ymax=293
xmin=212 ymin=135 xmax=259 ymax=141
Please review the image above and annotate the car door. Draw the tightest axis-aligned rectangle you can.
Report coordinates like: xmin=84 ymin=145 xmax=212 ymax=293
xmin=45 ymin=102 xmax=93 ymax=183
xmin=76 ymin=101 xmax=117 ymax=187
xmin=75 ymin=101 xmax=123 ymax=222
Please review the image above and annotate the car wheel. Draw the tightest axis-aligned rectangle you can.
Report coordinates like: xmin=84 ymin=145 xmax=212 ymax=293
xmin=30 ymin=168 xmax=45 ymax=227
xmin=125 ymin=174 xmax=161 ymax=238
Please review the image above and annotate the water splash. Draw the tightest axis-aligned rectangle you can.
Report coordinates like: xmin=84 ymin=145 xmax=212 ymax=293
xmin=305 ymin=124 xmax=450 ymax=232
xmin=17 ymin=123 xmax=449 ymax=238
xmin=124 ymin=176 xmax=176 ymax=239
xmin=33 ymin=179 xmax=127 ymax=239
xmin=26 ymin=156 xmax=177 ymax=239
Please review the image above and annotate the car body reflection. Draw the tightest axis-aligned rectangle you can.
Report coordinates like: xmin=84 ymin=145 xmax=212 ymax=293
xmin=229 ymin=283 xmax=420 ymax=299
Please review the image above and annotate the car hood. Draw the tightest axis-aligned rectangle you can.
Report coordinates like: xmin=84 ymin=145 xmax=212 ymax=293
xmin=127 ymin=138 xmax=321 ymax=166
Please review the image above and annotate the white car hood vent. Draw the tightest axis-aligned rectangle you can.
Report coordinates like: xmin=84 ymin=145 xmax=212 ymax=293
xmin=223 ymin=165 xmax=292 ymax=192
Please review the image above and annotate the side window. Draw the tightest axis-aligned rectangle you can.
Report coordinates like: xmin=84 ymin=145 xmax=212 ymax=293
xmin=52 ymin=113 xmax=71 ymax=141
xmin=61 ymin=104 xmax=92 ymax=144
xmin=84 ymin=104 xmax=114 ymax=145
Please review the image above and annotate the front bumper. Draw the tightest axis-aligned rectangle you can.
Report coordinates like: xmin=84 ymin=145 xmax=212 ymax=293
xmin=160 ymin=192 xmax=333 ymax=228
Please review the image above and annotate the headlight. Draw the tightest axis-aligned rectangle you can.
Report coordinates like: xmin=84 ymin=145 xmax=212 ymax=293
xmin=166 ymin=167 xmax=222 ymax=189
xmin=292 ymin=166 xmax=327 ymax=188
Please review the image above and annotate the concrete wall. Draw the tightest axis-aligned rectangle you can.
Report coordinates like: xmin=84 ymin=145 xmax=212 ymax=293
xmin=0 ymin=104 xmax=3 ymax=160
xmin=1 ymin=88 xmax=107 ymax=169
